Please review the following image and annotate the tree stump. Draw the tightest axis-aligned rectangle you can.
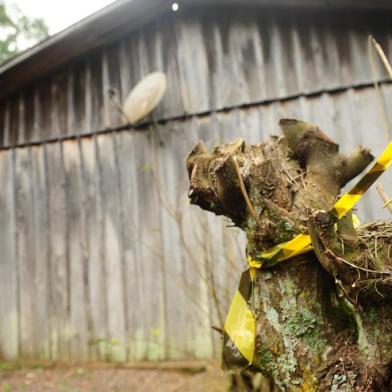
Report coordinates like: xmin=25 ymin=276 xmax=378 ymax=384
xmin=186 ymin=119 xmax=392 ymax=391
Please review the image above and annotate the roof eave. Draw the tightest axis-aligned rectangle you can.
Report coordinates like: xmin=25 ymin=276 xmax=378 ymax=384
xmin=0 ymin=0 xmax=168 ymax=99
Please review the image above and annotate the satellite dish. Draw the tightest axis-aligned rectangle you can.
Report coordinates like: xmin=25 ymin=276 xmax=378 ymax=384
xmin=122 ymin=72 xmax=167 ymax=124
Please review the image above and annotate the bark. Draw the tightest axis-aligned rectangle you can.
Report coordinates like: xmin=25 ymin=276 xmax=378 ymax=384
xmin=185 ymin=119 xmax=392 ymax=391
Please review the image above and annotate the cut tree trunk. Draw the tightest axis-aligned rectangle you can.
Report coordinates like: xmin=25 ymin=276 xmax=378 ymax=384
xmin=186 ymin=119 xmax=392 ymax=391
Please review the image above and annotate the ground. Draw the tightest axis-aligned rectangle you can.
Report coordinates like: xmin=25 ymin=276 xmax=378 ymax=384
xmin=0 ymin=361 xmax=229 ymax=392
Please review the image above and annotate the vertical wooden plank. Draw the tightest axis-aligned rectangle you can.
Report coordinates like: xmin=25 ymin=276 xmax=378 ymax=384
xmin=46 ymin=141 xmax=69 ymax=360
xmin=201 ymin=12 xmax=231 ymax=110
xmin=77 ymin=139 xmax=95 ymax=363
xmin=136 ymin=28 xmax=152 ymax=84
xmin=155 ymin=14 xmax=185 ymax=117
xmin=23 ymin=87 xmax=35 ymax=144
xmin=105 ymin=44 xmax=124 ymax=127
xmin=63 ymin=141 xmax=89 ymax=361
xmin=66 ymin=72 xmax=94 ymax=364
xmin=96 ymin=133 xmax=126 ymax=362
xmin=0 ymin=103 xmax=6 ymax=148
xmin=186 ymin=117 xmax=215 ymax=359
xmin=368 ymin=15 xmax=390 ymax=82
xmin=154 ymin=122 xmax=192 ymax=359
xmin=125 ymin=32 xmax=143 ymax=102
xmin=308 ymin=20 xmax=328 ymax=91
xmin=101 ymin=41 xmax=127 ymax=362
xmin=226 ymin=11 xmax=254 ymax=105
xmin=175 ymin=10 xmax=209 ymax=114
xmin=134 ymin=130 xmax=167 ymax=360
xmin=322 ymin=12 xmax=341 ymax=90
xmin=80 ymin=136 xmax=108 ymax=361
xmin=84 ymin=53 xmax=108 ymax=360
xmin=111 ymin=131 xmax=132 ymax=361
xmin=101 ymin=52 xmax=112 ymax=128
xmin=347 ymin=15 xmax=371 ymax=85
xmin=380 ymin=83 xmax=392 ymax=139
xmin=84 ymin=60 xmax=93 ymax=133
xmin=17 ymin=93 xmax=26 ymax=145
xmin=51 ymin=74 xmax=68 ymax=138
xmin=89 ymin=53 xmax=104 ymax=131
xmin=257 ymin=13 xmax=281 ymax=100
xmin=118 ymin=38 xmax=132 ymax=106
xmin=302 ymin=93 xmax=333 ymax=133
xmin=333 ymin=13 xmax=353 ymax=87
xmin=9 ymin=97 xmax=19 ymax=147
xmin=38 ymin=83 xmax=52 ymax=142
xmin=237 ymin=106 xmax=264 ymax=144
xmin=144 ymin=18 xmax=170 ymax=119
xmin=292 ymin=12 xmax=318 ymax=94
xmin=30 ymin=145 xmax=50 ymax=359
xmin=239 ymin=12 xmax=268 ymax=102
xmin=273 ymin=12 xmax=299 ymax=97
xmin=31 ymin=87 xmax=41 ymax=143
xmin=2 ymin=101 xmax=10 ymax=148
xmin=71 ymin=62 xmax=87 ymax=135
xmin=14 ymin=147 xmax=35 ymax=358
xmin=0 ymin=150 xmax=19 ymax=360
xmin=116 ymin=130 xmax=147 ymax=361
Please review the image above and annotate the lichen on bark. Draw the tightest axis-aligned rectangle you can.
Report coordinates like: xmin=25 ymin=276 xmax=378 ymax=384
xmin=186 ymin=119 xmax=392 ymax=391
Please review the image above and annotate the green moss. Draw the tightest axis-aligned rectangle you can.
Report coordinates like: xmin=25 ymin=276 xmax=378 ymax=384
xmin=283 ymin=310 xmax=317 ymax=337
xmin=258 ymin=346 xmax=275 ymax=372
xmin=282 ymin=310 xmax=327 ymax=353
xmin=277 ymin=351 xmax=298 ymax=386
xmin=302 ymin=330 xmax=327 ymax=353
xmin=258 ymin=347 xmax=287 ymax=389
xmin=279 ymin=278 xmax=299 ymax=298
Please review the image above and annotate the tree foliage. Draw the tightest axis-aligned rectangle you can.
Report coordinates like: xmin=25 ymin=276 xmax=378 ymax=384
xmin=0 ymin=1 xmax=48 ymax=64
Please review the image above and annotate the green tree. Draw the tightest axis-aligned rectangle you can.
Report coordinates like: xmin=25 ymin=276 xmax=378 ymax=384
xmin=0 ymin=1 xmax=48 ymax=64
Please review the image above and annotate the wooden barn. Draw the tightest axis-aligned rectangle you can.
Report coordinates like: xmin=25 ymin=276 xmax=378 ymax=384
xmin=0 ymin=0 xmax=391 ymax=363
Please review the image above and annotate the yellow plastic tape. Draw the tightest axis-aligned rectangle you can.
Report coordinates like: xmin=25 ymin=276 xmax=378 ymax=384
xmin=247 ymin=255 xmax=262 ymax=280
xmin=258 ymin=233 xmax=312 ymax=266
xmin=333 ymin=141 xmax=392 ymax=218
xmin=224 ymin=290 xmax=256 ymax=364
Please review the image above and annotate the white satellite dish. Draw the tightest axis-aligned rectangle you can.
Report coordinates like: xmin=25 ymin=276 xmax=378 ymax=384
xmin=122 ymin=72 xmax=167 ymax=124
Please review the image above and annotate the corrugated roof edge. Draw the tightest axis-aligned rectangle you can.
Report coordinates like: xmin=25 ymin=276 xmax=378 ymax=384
xmin=0 ymin=0 xmax=392 ymax=99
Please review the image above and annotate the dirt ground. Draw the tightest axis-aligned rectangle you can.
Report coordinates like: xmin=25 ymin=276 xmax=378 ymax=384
xmin=0 ymin=361 xmax=230 ymax=392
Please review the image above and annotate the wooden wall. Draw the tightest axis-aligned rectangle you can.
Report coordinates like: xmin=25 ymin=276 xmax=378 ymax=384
xmin=0 ymin=8 xmax=392 ymax=147
xmin=0 ymin=120 xmax=245 ymax=362
xmin=0 ymin=6 xmax=392 ymax=361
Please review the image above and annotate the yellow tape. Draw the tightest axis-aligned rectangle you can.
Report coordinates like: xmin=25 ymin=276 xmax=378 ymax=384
xmin=247 ymin=255 xmax=262 ymax=280
xmin=247 ymin=255 xmax=262 ymax=269
xmin=224 ymin=290 xmax=255 ymax=364
xmin=333 ymin=194 xmax=363 ymax=219
xmin=333 ymin=141 xmax=392 ymax=219
xmin=259 ymin=233 xmax=312 ymax=264
xmin=375 ymin=141 xmax=392 ymax=168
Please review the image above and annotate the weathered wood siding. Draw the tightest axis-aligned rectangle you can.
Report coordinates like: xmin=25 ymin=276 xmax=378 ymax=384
xmin=0 ymin=7 xmax=392 ymax=361
xmin=0 ymin=8 xmax=392 ymax=146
